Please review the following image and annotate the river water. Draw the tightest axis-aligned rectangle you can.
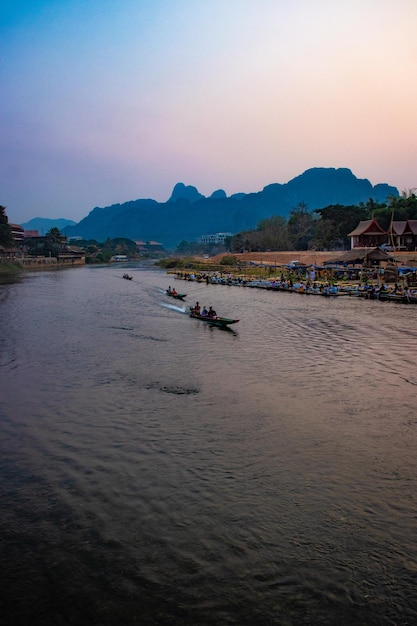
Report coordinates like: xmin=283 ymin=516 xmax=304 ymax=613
xmin=1 ymin=264 xmax=417 ymax=625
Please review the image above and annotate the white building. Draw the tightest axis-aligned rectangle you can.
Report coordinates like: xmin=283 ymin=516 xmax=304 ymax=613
xmin=198 ymin=232 xmax=232 ymax=245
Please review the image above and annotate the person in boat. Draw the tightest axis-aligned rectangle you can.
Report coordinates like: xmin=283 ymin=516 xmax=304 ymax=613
xmin=171 ymin=287 xmax=178 ymax=296
xmin=208 ymin=306 xmax=217 ymax=319
xmin=167 ymin=286 xmax=172 ymax=294
xmin=193 ymin=301 xmax=201 ymax=315
xmin=200 ymin=306 xmax=208 ymax=317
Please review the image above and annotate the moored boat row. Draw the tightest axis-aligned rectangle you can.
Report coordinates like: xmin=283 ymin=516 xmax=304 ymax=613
xmin=171 ymin=271 xmax=417 ymax=304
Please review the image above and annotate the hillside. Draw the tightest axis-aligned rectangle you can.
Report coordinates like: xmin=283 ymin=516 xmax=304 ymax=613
xmin=21 ymin=217 xmax=76 ymax=234
xmin=62 ymin=168 xmax=399 ymax=248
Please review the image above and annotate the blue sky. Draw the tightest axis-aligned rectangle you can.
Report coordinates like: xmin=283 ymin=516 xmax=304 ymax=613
xmin=2 ymin=0 xmax=417 ymax=224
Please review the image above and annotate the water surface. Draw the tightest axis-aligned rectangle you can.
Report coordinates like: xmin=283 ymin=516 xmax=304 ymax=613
xmin=1 ymin=265 xmax=416 ymax=625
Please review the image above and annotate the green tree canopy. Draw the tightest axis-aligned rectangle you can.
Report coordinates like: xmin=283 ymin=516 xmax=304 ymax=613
xmin=314 ymin=204 xmax=369 ymax=248
xmin=0 ymin=205 xmax=13 ymax=247
xmin=287 ymin=203 xmax=316 ymax=250
xmin=256 ymin=215 xmax=290 ymax=251
xmin=46 ymin=227 xmax=63 ymax=243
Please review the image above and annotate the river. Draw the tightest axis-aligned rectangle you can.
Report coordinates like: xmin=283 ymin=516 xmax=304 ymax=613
xmin=1 ymin=264 xmax=416 ymax=625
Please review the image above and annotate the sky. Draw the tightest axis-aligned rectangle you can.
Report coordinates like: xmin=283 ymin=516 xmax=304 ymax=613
xmin=2 ymin=0 xmax=417 ymax=225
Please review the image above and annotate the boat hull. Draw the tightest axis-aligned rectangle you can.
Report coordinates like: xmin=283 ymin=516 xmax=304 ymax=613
xmin=166 ymin=291 xmax=186 ymax=300
xmin=189 ymin=312 xmax=239 ymax=327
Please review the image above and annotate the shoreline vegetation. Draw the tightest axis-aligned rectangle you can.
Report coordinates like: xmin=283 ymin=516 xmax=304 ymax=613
xmin=0 ymin=261 xmax=23 ymax=282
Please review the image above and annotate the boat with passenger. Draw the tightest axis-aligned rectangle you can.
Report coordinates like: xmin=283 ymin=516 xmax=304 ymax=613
xmin=189 ymin=305 xmax=239 ymax=328
xmin=166 ymin=286 xmax=186 ymax=300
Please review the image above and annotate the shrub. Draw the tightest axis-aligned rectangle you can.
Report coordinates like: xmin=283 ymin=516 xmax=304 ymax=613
xmin=220 ymin=255 xmax=238 ymax=266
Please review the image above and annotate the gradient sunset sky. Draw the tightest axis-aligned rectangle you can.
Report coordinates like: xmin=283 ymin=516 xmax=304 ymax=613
xmin=2 ymin=0 xmax=417 ymax=224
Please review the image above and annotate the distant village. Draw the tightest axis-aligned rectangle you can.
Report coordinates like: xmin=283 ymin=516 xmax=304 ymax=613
xmin=1 ymin=222 xmax=167 ymax=267
xmin=2 ymin=194 xmax=417 ymax=271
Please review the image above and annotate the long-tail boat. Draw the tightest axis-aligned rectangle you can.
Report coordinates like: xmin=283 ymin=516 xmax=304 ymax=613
xmin=166 ymin=290 xmax=187 ymax=301
xmin=189 ymin=308 xmax=239 ymax=328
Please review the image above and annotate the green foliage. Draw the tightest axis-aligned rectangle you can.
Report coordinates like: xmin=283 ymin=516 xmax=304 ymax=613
xmin=386 ymin=191 xmax=417 ymax=221
xmin=220 ymin=255 xmax=238 ymax=266
xmin=157 ymin=257 xmax=192 ymax=269
xmin=287 ymin=204 xmax=316 ymax=250
xmin=176 ymin=240 xmax=201 ymax=255
xmin=0 ymin=206 xmax=13 ymax=247
xmin=46 ymin=227 xmax=63 ymax=242
xmin=256 ymin=215 xmax=290 ymax=250
xmin=310 ymin=219 xmax=339 ymax=250
xmin=175 ymin=239 xmax=229 ymax=256
xmin=110 ymin=238 xmax=138 ymax=254
xmin=95 ymin=251 xmax=113 ymax=263
xmin=230 ymin=230 xmax=261 ymax=253
xmin=72 ymin=237 xmax=141 ymax=262
xmin=314 ymin=204 xmax=369 ymax=248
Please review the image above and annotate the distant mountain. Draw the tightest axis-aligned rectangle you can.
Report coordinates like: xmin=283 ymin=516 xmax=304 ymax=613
xmin=61 ymin=168 xmax=398 ymax=248
xmin=21 ymin=217 xmax=76 ymax=234
xmin=168 ymin=183 xmax=204 ymax=203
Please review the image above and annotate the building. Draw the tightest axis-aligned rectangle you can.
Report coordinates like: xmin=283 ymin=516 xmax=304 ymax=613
xmin=389 ymin=220 xmax=417 ymax=251
xmin=134 ymin=241 xmax=164 ymax=255
xmin=348 ymin=219 xmax=417 ymax=251
xmin=198 ymin=232 xmax=232 ymax=245
xmin=9 ymin=223 xmax=25 ymax=243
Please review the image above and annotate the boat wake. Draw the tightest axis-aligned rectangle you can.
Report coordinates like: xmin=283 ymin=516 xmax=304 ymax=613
xmin=161 ymin=302 xmax=186 ymax=313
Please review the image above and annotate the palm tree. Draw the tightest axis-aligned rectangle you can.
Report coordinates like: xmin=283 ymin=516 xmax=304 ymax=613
xmin=46 ymin=227 xmax=63 ymax=243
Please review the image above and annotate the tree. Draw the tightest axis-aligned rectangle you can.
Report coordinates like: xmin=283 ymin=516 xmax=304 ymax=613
xmin=287 ymin=203 xmax=316 ymax=250
xmin=314 ymin=204 xmax=369 ymax=248
xmin=310 ymin=219 xmax=338 ymax=250
xmin=385 ymin=191 xmax=417 ymax=222
xmin=41 ymin=227 xmax=63 ymax=257
xmin=256 ymin=215 xmax=290 ymax=251
xmin=0 ymin=205 xmax=13 ymax=247
xmin=46 ymin=227 xmax=63 ymax=243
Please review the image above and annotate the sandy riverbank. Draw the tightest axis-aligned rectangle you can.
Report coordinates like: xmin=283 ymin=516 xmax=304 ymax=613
xmin=206 ymin=250 xmax=417 ymax=267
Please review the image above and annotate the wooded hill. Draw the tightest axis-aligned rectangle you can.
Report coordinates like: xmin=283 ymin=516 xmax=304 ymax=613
xmin=63 ymin=168 xmax=398 ymax=249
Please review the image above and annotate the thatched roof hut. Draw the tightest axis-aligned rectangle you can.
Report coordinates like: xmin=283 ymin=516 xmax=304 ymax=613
xmin=324 ymin=247 xmax=394 ymax=266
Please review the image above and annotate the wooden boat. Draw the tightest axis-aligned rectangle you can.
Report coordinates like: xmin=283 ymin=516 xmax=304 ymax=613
xmin=378 ymin=292 xmax=407 ymax=303
xmin=189 ymin=310 xmax=239 ymax=327
xmin=166 ymin=290 xmax=186 ymax=300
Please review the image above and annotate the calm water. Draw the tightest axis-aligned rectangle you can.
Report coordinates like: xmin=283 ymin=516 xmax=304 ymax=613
xmin=1 ymin=264 xmax=417 ymax=625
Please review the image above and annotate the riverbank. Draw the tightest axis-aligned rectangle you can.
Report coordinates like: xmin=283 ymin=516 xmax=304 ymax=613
xmin=0 ymin=262 xmax=23 ymax=283
xmin=207 ymin=250 xmax=417 ymax=267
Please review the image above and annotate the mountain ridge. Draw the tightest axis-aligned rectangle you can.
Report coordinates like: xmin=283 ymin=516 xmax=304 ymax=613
xmin=21 ymin=168 xmax=399 ymax=248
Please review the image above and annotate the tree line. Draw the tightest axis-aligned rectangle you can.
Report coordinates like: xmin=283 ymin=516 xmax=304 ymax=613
xmin=227 ymin=193 xmax=417 ymax=253
xmin=174 ymin=193 xmax=417 ymax=255
xmin=3 ymin=193 xmax=417 ymax=258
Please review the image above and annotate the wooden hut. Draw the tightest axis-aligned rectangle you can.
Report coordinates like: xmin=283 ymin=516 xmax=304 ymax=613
xmin=348 ymin=219 xmax=387 ymax=249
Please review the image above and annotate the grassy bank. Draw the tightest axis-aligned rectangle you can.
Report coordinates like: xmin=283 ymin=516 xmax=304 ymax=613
xmin=0 ymin=261 xmax=23 ymax=283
